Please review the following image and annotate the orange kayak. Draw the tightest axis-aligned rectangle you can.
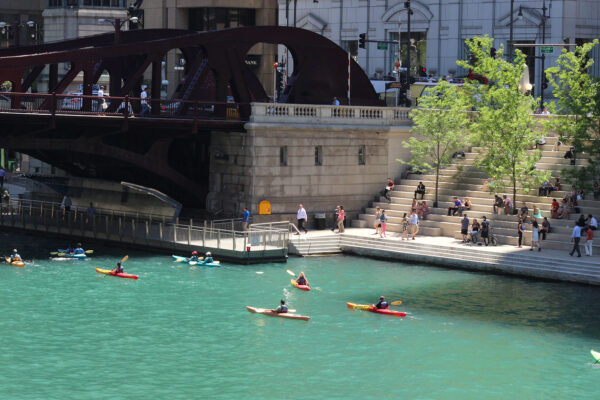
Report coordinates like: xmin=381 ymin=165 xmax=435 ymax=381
xmin=4 ymin=257 xmax=24 ymax=268
xmin=95 ymin=268 xmax=138 ymax=280
xmin=246 ymin=306 xmax=310 ymax=321
xmin=290 ymin=278 xmax=310 ymax=291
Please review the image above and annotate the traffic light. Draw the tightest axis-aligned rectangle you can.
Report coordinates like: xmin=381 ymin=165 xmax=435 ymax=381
xmin=359 ymin=33 xmax=366 ymax=49
xmin=419 ymin=66 xmax=427 ymax=77
xmin=490 ymin=47 xmax=497 ymax=58
xmin=541 ymin=78 xmax=548 ymax=90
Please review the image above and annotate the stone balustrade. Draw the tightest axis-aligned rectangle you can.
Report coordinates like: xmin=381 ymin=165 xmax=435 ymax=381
xmin=250 ymin=102 xmax=412 ymax=126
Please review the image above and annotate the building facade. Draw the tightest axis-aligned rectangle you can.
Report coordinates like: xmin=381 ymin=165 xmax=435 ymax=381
xmin=0 ymin=1 xmax=44 ymax=48
xmin=280 ymin=0 xmax=600 ymax=99
xmin=141 ymin=0 xmax=278 ymax=98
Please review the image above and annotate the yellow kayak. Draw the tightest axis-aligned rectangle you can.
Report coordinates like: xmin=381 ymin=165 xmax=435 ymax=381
xmin=4 ymin=257 xmax=24 ymax=268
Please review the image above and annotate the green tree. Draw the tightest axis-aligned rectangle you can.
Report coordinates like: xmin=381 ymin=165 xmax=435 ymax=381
xmin=456 ymin=36 xmax=549 ymax=212
xmin=545 ymin=40 xmax=600 ymax=191
xmin=398 ymin=81 xmax=471 ymax=207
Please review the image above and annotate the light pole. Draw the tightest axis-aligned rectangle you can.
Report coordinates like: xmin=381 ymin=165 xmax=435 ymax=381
xmin=98 ymin=17 xmax=138 ymax=44
xmin=404 ymin=1 xmax=413 ymax=88
xmin=518 ymin=0 xmax=549 ymax=109
xmin=509 ymin=0 xmax=515 ymax=61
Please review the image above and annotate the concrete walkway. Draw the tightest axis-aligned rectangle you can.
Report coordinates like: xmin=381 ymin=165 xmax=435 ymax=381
xmin=289 ymin=227 xmax=600 ymax=285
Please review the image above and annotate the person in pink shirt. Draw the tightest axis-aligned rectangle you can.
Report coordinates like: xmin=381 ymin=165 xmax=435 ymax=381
xmin=503 ymin=195 xmax=513 ymax=215
xmin=336 ymin=205 xmax=345 ymax=233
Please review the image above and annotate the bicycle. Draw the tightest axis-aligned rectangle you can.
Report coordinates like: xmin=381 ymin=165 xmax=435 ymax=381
xmin=471 ymin=229 xmax=498 ymax=246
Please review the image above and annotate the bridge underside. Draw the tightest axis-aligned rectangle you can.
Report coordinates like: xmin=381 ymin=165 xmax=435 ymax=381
xmin=0 ymin=113 xmax=244 ymax=205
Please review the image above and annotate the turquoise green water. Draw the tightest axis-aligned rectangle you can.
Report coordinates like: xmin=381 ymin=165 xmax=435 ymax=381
xmin=1 ymin=233 xmax=599 ymax=399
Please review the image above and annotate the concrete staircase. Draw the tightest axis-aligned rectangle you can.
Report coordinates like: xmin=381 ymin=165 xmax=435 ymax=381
xmin=353 ymin=136 xmax=600 ymax=251
xmin=287 ymin=232 xmax=600 ymax=285
xmin=289 ymin=234 xmax=342 ymax=256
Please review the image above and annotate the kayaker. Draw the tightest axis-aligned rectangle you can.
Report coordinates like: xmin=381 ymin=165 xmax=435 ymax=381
xmin=296 ymin=272 xmax=310 ymax=287
xmin=374 ymin=296 xmax=389 ymax=309
xmin=10 ymin=249 xmax=21 ymax=262
xmin=190 ymin=251 xmax=199 ymax=262
xmin=204 ymin=252 xmax=214 ymax=264
xmin=273 ymin=300 xmax=288 ymax=314
xmin=112 ymin=262 xmax=124 ymax=274
xmin=73 ymin=243 xmax=85 ymax=255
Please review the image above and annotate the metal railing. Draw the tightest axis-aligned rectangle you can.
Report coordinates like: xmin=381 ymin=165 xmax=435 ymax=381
xmin=0 ymin=199 xmax=289 ymax=253
xmin=250 ymin=102 xmax=412 ymax=126
xmin=0 ymin=92 xmax=244 ymax=121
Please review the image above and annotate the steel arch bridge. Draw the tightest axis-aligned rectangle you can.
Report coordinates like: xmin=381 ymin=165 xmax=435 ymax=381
xmin=0 ymin=26 xmax=380 ymax=206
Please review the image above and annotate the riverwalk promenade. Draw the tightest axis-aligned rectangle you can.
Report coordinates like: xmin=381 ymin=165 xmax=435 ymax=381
xmin=289 ymin=228 xmax=600 ymax=286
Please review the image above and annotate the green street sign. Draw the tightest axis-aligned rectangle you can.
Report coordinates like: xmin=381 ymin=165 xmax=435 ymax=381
xmin=541 ymin=46 xmax=554 ymax=54
xmin=377 ymin=42 xmax=388 ymax=50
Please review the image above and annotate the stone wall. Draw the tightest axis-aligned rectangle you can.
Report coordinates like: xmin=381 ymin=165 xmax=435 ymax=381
xmin=207 ymin=106 xmax=412 ymax=225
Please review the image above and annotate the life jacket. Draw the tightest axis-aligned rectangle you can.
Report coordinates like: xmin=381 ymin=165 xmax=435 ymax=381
xmin=297 ymin=277 xmax=307 ymax=286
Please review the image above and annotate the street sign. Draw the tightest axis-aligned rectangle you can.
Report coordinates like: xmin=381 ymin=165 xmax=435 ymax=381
xmin=385 ymin=82 xmax=404 ymax=90
xmin=377 ymin=42 xmax=388 ymax=50
xmin=541 ymin=46 xmax=554 ymax=54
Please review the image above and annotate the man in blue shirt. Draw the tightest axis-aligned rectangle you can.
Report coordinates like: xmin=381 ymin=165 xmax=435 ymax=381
xmin=570 ymin=222 xmax=582 ymax=257
xmin=0 ymin=167 xmax=5 ymax=186
xmin=242 ymin=207 xmax=250 ymax=231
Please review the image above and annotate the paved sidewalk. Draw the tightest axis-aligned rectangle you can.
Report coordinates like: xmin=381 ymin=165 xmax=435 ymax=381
xmin=290 ymin=227 xmax=600 ymax=285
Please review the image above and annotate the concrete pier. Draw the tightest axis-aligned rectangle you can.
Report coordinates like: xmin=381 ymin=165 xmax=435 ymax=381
xmin=289 ymin=228 xmax=600 ymax=286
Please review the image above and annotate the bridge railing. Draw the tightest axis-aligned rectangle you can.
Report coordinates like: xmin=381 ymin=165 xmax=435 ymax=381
xmin=0 ymin=92 xmax=244 ymax=121
xmin=249 ymin=102 xmax=412 ymax=125
xmin=0 ymin=198 xmax=289 ymax=253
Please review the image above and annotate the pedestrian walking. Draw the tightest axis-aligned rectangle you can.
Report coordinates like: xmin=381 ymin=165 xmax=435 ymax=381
xmin=86 ymin=202 xmax=96 ymax=223
xmin=569 ymin=221 xmax=582 ymax=257
xmin=337 ymin=205 xmax=345 ymax=233
xmin=585 ymin=228 xmax=593 ymax=256
xmin=0 ymin=167 xmax=5 ymax=187
xmin=530 ymin=218 xmax=541 ymax=252
xmin=373 ymin=207 xmax=381 ymax=235
xmin=460 ymin=214 xmax=469 ymax=242
xmin=409 ymin=209 xmax=419 ymax=240
xmin=140 ymin=87 xmax=150 ymax=115
xmin=379 ymin=210 xmax=387 ymax=238
xmin=400 ymin=213 xmax=409 ymax=240
xmin=242 ymin=207 xmax=250 ymax=231
xmin=61 ymin=195 xmax=72 ymax=213
xmin=517 ymin=218 xmax=524 ymax=248
xmin=296 ymin=204 xmax=308 ymax=234
xmin=331 ymin=205 xmax=339 ymax=231
xmin=480 ymin=216 xmax=490 ymax=246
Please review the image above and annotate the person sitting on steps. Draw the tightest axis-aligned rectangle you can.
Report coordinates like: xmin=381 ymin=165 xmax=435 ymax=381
xmin=448 ymin=197 xmax=463 ymax=216
xmin=414 ymin=182 xmax=426 ymax=200
xmin=384 ymin=178 xmax=395 ymax=201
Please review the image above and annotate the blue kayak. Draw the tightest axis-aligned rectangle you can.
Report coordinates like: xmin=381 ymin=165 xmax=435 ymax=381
xmin=172 ymin=255 xmax=220 ymax=267
xmin=57 ymin=250 xmax=86 ymax=259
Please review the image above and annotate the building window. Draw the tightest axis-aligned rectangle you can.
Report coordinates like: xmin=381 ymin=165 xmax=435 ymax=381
xmin=358 ymin=145 xmax=366 ymax=165
xmin=280 ymin=146 xmax=288 ymax=166
xmin=314 ymin=146 xmax=322 ymax=166
xmin=189 ymin=8 xmax=256 ymax=32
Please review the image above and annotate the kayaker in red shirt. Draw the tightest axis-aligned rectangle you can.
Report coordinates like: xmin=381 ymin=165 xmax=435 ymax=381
xmin=273 ymin=300 xmax=288 ymax=313
xmin=374 ymin=296 xmax=389 ymax=309
xmin=112 ymin=262 xmax=124 ymax=274
xmin=296 ymin=272 xmax=310 ymax=287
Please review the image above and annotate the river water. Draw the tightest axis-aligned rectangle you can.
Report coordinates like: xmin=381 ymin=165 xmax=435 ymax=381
xmin=1 ymin=233 xmax=599 ymax=399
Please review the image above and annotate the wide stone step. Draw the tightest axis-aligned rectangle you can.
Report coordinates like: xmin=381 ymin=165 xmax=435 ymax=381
xmin=391 ymin=186 xmax=579 ymax=205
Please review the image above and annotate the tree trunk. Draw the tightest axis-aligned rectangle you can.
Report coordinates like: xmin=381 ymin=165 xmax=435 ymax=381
xmin=512 ymin=165 xmax=517 ymax=215
xmin=434 ymin=143 xmax=440 ymax=208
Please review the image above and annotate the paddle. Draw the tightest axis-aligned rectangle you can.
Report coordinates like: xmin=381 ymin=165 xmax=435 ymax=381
xmin=391 ymin=300 xmax=402 ymax=306
xmin=52 ymin=249 xmax=94 ymax=256
xmin=286 ymin=269 xmax=296 ymax=277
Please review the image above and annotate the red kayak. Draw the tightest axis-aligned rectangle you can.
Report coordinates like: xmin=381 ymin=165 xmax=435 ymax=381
xmin=346 ymin=302 xmax=406 ymax=317
xmin=96 ymin=268 xmax=139 ymax=280
xmin=290 ymin=278 xmax=310 ymax=291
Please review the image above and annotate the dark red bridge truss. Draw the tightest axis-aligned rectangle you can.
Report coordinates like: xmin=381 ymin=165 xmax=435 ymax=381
xmin=0 ymin=27 xmax=380 ymax=206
